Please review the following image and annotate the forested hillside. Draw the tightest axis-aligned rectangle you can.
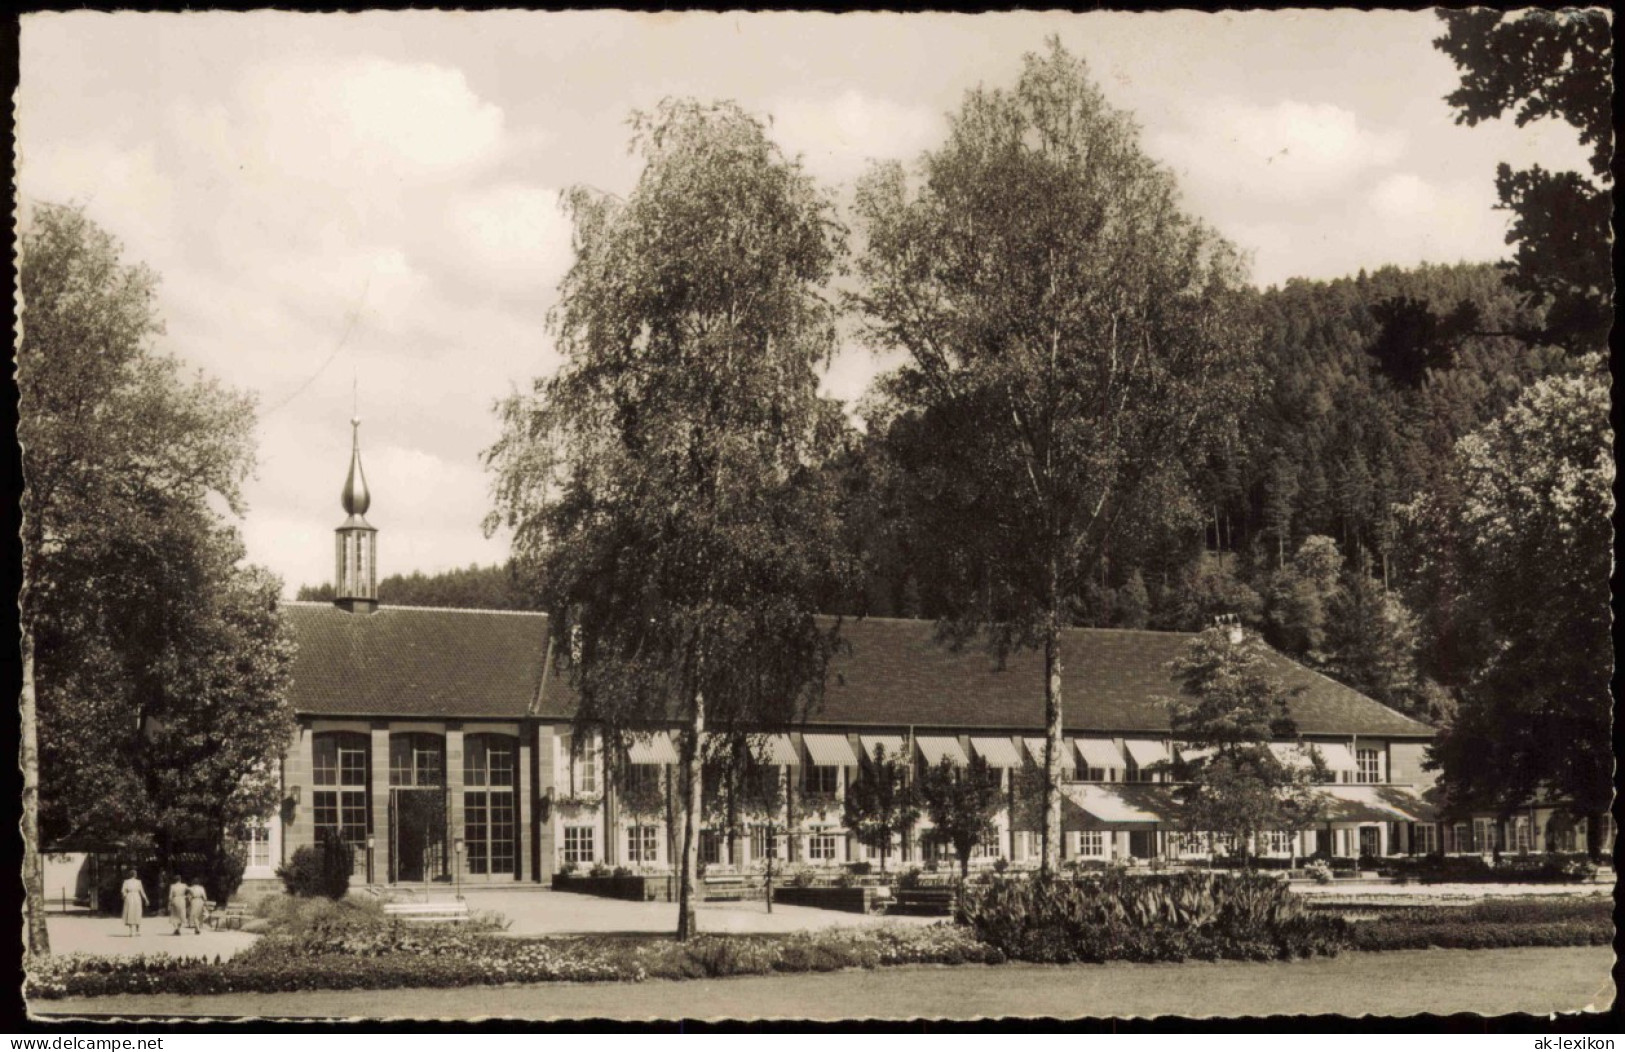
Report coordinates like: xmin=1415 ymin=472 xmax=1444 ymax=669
xmin=297 ymin=562 xmax=540 ymax=611
xmin=846 ymin=260 xmax=1574 ymax=725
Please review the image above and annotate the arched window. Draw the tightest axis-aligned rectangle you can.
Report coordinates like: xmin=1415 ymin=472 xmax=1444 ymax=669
xmin=464 ymin=734 xmax=517 ymax=878
xmin=312 ymin=732 xmax=370 ymax=866
xmin=389 ymin=733 xmax=445 ymax=787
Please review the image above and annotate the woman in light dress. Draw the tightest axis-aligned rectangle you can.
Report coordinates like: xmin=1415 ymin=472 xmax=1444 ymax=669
xmin=167 ymin=875 xmax=189 ymax=935
xmin=186 ymin=880 xmax=209 ymax=933
xmin=119 ymin=869 xmax=147 ymax=936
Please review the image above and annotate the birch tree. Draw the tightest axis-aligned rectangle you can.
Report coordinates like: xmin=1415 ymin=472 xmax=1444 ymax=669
xmin=853 ymin=39 xmax=1258 ymax=871
xmin=486 ymin=100 xmax=851 ymax=939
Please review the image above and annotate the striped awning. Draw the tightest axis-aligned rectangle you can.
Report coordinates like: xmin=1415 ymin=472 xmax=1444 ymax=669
xmin=1022 ymin=737 xmax=1074 ymax=768
xmin=699 ymin=732 xmax=799 ymax=766
xmin=916 ymin=736 xmax=968 ymax=767
xmin=858 ymin=735 xmax=906 ymax=762
xmin=1122 ymin=739 xmax=1169 ymax=768
xmin=626 ymin=731 xmax=679 ymax=764
xmin=1269 ymin=741 xmax=1358 ymax=774
xmin=1074 ymin=737 xmax=1126 ymax=771
xmin=759 ymin=734 xmax=800 ymax=766
xmin=969 ymin=737 xmax=1024 ymax=768
xmin=803 ymin=733 xmax=859 ymax=767
xmin=1060 ymin=783 xmax=1173 ymax=827
xmin=1314 ymin=743 xmax=1360 ymax=774
xmin=1321 ymin=785 xmax=1428 ymax=823
xmin=1175 ymin=742 xmax=1217 ymax=764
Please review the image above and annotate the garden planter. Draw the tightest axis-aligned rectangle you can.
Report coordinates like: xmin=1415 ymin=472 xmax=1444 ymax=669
xmin=552 ymin=873 xmax=677 ymax=902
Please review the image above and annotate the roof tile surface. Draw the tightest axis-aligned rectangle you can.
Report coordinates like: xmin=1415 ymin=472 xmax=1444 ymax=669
xmin=286 ymin=604 xmax=1431 ymax=738
xmin=285 ymin=602 xmax=549 ymax=718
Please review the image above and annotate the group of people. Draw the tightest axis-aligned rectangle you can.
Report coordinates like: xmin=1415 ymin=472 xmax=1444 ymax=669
xmin=118 ymin=869 xmax=210 ymax=936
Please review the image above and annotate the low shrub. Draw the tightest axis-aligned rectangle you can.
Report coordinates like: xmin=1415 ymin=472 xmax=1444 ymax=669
xmin=959 ymin=870 xmax=1348 ymax=964
xmin=276 ymin=834 xmax=354 ymax=899
xmin=1304 ymin=860 xmax=1334 ymax=885
xmin=1379 ymin=852 xmax=1600 ymax=884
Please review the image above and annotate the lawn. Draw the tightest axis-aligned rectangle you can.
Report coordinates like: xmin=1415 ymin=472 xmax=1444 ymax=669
xmin=36 ymin=945 xmax=1615 ymax=1020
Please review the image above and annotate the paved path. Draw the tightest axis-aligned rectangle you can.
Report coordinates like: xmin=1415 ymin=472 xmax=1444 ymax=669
xmin=460 ymin=889 xmax=939 ymax=936
xmin=45 ymin=915 xmax=258 ymax=961
xmin=36 ymin=946 xmax=1615 ymax=1021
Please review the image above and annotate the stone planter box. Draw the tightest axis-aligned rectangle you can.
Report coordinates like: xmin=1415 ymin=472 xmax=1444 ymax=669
xmin=552 ymin=873 xmax=676 ymax=902
xmin=771 ymin=884 xmax=882 ymax=913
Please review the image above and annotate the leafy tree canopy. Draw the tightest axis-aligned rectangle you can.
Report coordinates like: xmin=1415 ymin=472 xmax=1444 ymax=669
xmin=918 ymin=755 xmax=1002 ymax=879
xmin=1435 ymin=8 xmax=1613 ymax=353
xmin=485 ymin=98 xmax=853 ymax=937
xmin=853 ymin=37 xmax=1258 ymax=870
xmin=842 ymin=745 xmax=920 ymax=872
xmin=1410 ymin=363 xmax=1611 ymax=849
xmin=19 ymin=204 xmax=294 ymax=862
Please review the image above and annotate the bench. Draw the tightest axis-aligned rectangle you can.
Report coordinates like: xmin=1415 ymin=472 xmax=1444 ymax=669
xmin=383 ymin=900 xmax=470 ymax=924
xmin=701 ymin=875 xmax=764 ymax=902
xmin=209 ymin=903 xmax=253 ymax=931
xmin=889 ymin=888 xmax=958 ymax=915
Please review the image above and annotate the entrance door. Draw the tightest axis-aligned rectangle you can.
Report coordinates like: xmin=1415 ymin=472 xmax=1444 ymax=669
xmin=391 ymin=788 xmax=447 ymax=883
xmin=1358 ymin=826 xmax=1381 ymax=859
xmin=1128 ymin=830 xmax=1156 ymax=859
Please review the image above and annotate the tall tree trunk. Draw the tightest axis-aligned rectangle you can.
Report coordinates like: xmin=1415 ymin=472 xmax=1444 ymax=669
xmin=675 ymin=691 xmax=705 ymax=941
xmin=1042 ymin=621 xmax=1064 ymax=876
xmin=21 ymin=630 xmax=51 ymax=956
xmin=1585 ymin=810 xmax=1606 ymax=862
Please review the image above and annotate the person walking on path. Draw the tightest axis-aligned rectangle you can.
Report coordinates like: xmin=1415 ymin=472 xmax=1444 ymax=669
xmin=186 ymin=880 xmax=209 ymax=933
xmin=167 ymin=875 xmax=188 ymax=935
xmin=119 ymin=869 xmax=148 ymax=936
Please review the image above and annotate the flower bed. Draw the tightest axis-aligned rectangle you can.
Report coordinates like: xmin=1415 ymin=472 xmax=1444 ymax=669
xmin=1347 ymin=895 xmax=1613 ymax=952
xmin=958 ymin=871 xmax=1350 ymax=964
xmin=25 ymin=924 xmax=998 ymax=1000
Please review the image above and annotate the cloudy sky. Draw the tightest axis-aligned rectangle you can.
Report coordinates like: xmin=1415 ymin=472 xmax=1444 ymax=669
xmin=18 ymin=11 xmax=1590 ymax=596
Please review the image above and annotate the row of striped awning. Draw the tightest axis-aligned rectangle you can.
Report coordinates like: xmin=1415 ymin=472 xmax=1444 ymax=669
xmin=1059 ymin=782 xmax=1436 ymax=829
xmin=620 ymin=732 xmax=1362 ymax=774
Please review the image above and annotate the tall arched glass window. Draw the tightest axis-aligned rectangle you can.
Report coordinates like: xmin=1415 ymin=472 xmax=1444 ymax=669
xmin=389 ymin=733 xmax=445 ymax=787
xmin=463 ymin=734 xmax=517 ymax=877
xmin=312 ymin=732 xmax=370 ymax=868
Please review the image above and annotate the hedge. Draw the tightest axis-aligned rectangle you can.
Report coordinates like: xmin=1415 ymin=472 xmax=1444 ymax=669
xmin=1380 ymin=853 xmax=1600 ymax=884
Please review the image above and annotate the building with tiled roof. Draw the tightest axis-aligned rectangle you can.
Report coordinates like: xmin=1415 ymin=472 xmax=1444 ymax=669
xmin=254 ymin=425 xmax=1600 ymax=891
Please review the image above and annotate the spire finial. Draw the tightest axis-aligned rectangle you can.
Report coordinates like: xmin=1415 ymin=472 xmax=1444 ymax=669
xmin=341 ymin=415 xmax=371 ymax=518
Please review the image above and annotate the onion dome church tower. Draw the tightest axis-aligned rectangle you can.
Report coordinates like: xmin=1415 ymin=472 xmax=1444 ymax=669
xmin=334 ymin=417 xmax=378 ymax=614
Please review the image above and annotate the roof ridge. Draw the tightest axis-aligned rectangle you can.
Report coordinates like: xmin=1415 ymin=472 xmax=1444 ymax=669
xmin=1287 ymin=658 xmax=1435 ymax=733
xmin=283 ymin=600 xmax=548 ymax=618
xmin=818 ymin=613 xmax=1199 ymax=639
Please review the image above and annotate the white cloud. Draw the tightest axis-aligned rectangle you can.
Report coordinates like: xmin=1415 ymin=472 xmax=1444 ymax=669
xmin=1227 ymin=172 xmax=1509 ymax=287
xmin=444 ymin=183 xmax=575 ymax=294
xmin=768 ymin=90 xmax=943 ymax=183
xmin=1152 ymin=98 xmax=1406 ymax=206
xmin=237 ymin=56 xmax=509 ymax=186
xmin=16 ymin=140 xmax=179 ymax=265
